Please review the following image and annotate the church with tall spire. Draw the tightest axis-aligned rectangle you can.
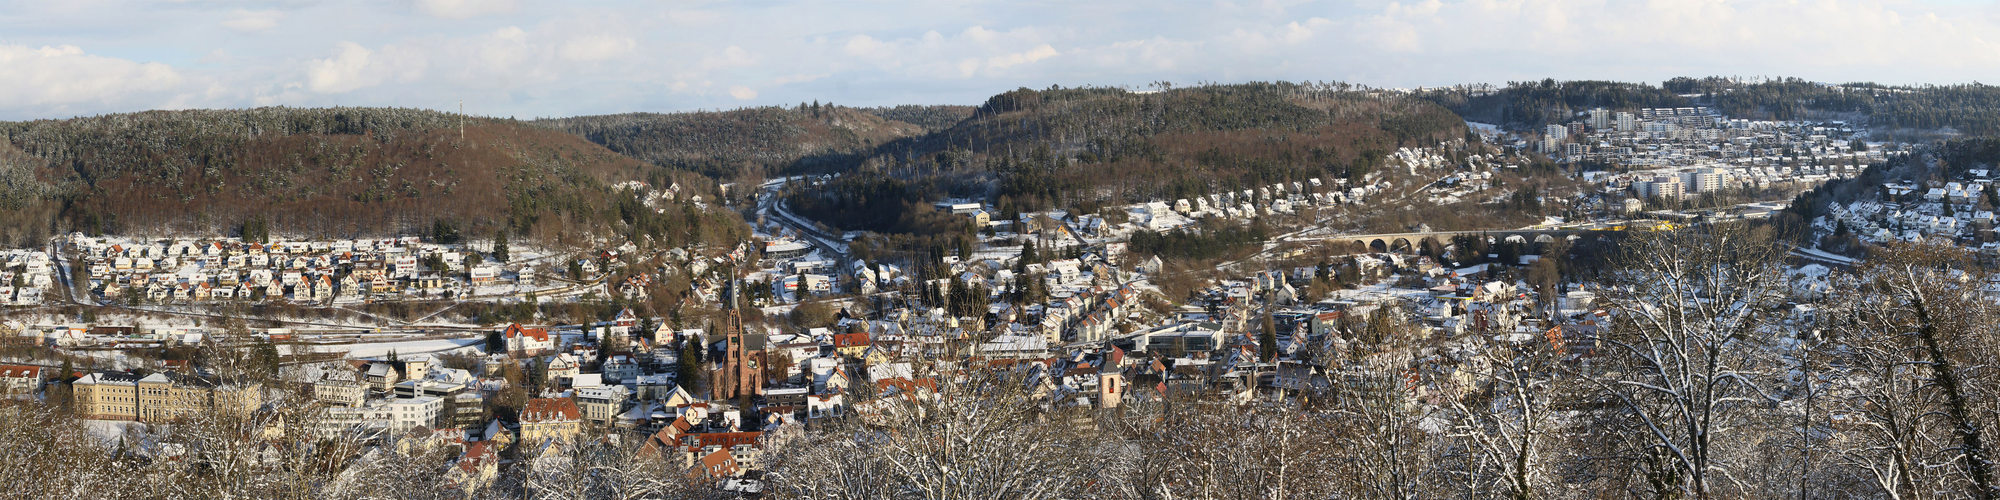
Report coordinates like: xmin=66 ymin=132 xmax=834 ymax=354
xmin=710 ymin=270 xmax=765 ymax=401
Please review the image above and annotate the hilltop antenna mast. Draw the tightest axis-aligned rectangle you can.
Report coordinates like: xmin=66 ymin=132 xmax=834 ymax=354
xmin=458 ymin=100 xmax=465 ymax=142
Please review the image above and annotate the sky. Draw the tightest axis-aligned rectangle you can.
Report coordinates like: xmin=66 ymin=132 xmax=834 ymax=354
xmin=4 ymin=0 xmax=2000 ymax=121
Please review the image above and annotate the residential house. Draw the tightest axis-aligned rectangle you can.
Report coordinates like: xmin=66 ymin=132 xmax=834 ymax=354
xmin=519 ymin=397 xmax=583 ymax=444
xmin=831 ymin=331 xmax=871 ymax=358
xmin=546 ymin=354 xmax=582 ymax=384
xmin=695 ymin=449 xmax=740 ymax=479
xmin=365 ymin=363 xmax=402 ymax=392
xmin=314 ymin=375 xmax=368 ymax=407
xmin=450 ymin=441 xmax=500 ymax=493
xmin=602 ymin=355 xmax=641 ymax=384
xmin=806 ymin=392 xmax=844 ymax=419
xmin=575 ymin=385 xmax=630 ymax=425
xmin=0 ymin=365 xmax=43 ymax=398
xmin=504 ymin=324 xmax=554 ymax=355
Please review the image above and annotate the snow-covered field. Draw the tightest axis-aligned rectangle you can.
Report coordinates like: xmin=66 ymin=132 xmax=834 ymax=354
xmin=1465 ymin=121 xmax=1504 ymax=138
xmin=336 ymin=337 xmax=483 ymax=358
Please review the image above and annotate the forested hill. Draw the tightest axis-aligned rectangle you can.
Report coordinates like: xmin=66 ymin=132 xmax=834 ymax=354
xmin=1420 ymin=77 xmax=2000 ymax=135
xmin=852 ymin=82 xmax=1469 ymax=215
xmin=1665 ymin=77 xmax=2000 ymax=134
xmin=0 ymin=107 xmax=734 ymax=246
xmin=534 ymin=105 xmax=965 ymax=182
xmin=1415 ymin=79 xmax=1691 ymax=130
xmin=860 ymin=105 xmax=977 ymax=131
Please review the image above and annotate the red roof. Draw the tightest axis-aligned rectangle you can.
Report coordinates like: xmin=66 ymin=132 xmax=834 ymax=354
xmin=639 ymin=416 xmax=695 ymax=459
xmin=521 ymin=398 xmax=581 ymax=423
xmin=505 ymin=323 xmax=551 ymax=342
xmin=695 ymin=449 xmax=740 ymax=478
xmin=874 ymin=377 xmax=937 ymax=395
xmin=457 ymin=441 xmax=496 ymax=474
xmin=832 ymin=332 xmax=871 ymax=348
xmin=686 ymin=431 xmax=762 ymax=452
xmin=0 ymin=365 xmax=40 ymax=378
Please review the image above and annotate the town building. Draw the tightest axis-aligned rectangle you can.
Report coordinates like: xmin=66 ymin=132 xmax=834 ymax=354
xmin=519 ymin=397 xmax=583 ymax=444
xmin=72 ymin=371 xmax=261 ymax=422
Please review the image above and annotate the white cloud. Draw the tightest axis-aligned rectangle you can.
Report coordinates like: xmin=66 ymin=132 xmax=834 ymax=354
xmin=411 ymin=0 xmax=517 ymax=19
xmin=843 ymin=35 xmax=890 ymax=59
xmin=700 ymin=45 xmax=756 ymax=70
xmin=560 ymin=34 xmax=635 ymax=62
xmin=1336 ymin=0 xmax=2000 ymax=83
xmin=771 ymin=73 xmax=827 ymax=85
xmin=8 ymin=0 xmax=2000 ymax=119
xmin=221 ymin=9 xmax=283 ymax=33
xmin=472 ymin=27 xmax=531 ymax=74
xmin=818 ymin=24 xmax=1062 ymax=79
xmin=979 ymin=44 xmax=1059 ymax=74
xmin=306 ymin=42 xmax=427 ymax=94
xmin=0 ymin=45 xmax=188 ymax=115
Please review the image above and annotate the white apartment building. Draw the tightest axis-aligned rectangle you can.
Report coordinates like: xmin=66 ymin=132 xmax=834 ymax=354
xmin=318 ymin=396 xmax=442 ymax=437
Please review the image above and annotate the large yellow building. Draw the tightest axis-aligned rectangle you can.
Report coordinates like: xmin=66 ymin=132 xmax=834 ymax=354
xmin=73 ymin=372 xmax=261 ymax=422
xmin=518 ymin=397 xmax=582 ymax=445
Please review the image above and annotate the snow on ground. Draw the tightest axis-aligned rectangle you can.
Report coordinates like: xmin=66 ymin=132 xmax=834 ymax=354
xmin=0 ymin=351 xmax=140 ymax=371
xmin=338 ymin=337 xmax=483 ymax=359
xmin=1465 ymin=121 xmax=1504 ymax=138
xmin=84 ymin=419 xmax=148 ymax=447
xmin=1325 ymin=281 xmax=1436 ymax=304
xmin=1791 ymin=247 xmax=1861 ymax=266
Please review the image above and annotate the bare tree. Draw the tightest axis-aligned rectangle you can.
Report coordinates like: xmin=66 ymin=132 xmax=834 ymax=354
xmin=1832 ymin=242 xmax=2000 ymax=499
xmin=521 ymin=439 xmax=705 ymax=500
xmin=0 ymin=404 xmax=123 ymax=499
xmin=1584 ymin=224 xmax=1788 ymax=497
xmin=764 ymin=368 xmax=1133 ymax=499
xmin=1439 ymin=336 xmax=1567 ymax=499
xmin=1118 ymin=397 xmax=1342 ymax=500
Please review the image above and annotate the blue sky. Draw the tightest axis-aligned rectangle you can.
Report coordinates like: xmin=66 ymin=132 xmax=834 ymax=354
xmin=3 ymin=0 xmax=1999 ymax=121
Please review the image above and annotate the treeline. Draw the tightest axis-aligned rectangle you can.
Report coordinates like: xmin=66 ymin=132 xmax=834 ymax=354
xmin=1127 ymin=219 xmax=1271 ymax=261
xmin=836 ymin=82 xmax=1466 ymax=225
xmin=1424 ymin=76 xmax=2000 ymax=135
xmin=0 ymin=107 xmax=734 ymax=247
xmin=612 ymin=187 xmax=752 ymax=250
xmin=1416 ymin=79 xmax=1692 ymax=129
xmin=1667 ymin=76 xmax=2000 ymax=133
xmin=859 ymin=105 xmax=975 ymax=131
xmin=534 ymin=105 xmax=934 ymax=181
xmin=780 ymin=173 xmax=970 ymax=236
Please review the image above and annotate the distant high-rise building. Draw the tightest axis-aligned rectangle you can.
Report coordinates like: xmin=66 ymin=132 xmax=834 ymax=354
xmin=1645 ymin=175 xmax=1685 ymax=199
xmin=1543 ymin=124 xmax=1569 ymax=154
xmin=1589 ymin=108 xmax=1611 ymax=129
xmin=1685 ymin=167 xmax=1726 ymax=193
xmin=1615 ymin=112 xmax=1636 ymax=132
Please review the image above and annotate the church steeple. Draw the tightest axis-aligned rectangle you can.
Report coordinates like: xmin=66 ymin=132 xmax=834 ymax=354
xmin=711 ymin=264 xmax=762 ymax=401
xmin=723 ymin=266 xmax=738 ymax=311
